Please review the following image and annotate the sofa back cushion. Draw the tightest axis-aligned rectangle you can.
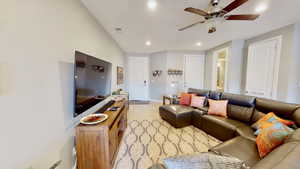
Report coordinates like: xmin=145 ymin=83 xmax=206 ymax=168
xmin=221 ymin=93 xmax=256 ymax=123
xmin=188 ymin=88 xmax=210 ymax=97
xmin=253 ymin=98 xmax=300 ymax=126
xmin=209 ymin=91 xmax=222 ymax=100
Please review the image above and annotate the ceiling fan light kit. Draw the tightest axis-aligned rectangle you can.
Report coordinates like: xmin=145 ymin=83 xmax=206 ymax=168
xmin=179 ymin=0 xmax=260 ymax=33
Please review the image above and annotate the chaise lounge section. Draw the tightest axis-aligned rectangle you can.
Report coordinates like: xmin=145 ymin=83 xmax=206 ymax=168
xmin=153 ymin=88 xmax=300 ymax=169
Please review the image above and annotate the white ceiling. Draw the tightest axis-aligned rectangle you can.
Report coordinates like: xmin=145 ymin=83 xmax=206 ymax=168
xmin=81 ymin=0 xmax=300 ymax=53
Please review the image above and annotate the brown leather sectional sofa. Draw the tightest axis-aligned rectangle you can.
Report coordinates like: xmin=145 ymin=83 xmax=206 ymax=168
xmin=152 ymin=88 xmax=300 ymax=169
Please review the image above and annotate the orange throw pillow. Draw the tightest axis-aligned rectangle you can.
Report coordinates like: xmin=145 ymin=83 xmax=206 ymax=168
xmin=208 ymin=99 xmax=228 ymax=118
xmin=179 ymin=93 xmax=194 ymax=106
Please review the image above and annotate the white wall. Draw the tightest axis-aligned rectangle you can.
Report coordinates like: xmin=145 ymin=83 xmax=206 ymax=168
xmin=227 ymin=40 xmax=245 ymax=94
xmin=286 ymin=23 xmax=300 ymax=103
xmin=166 ymin=52 xmax=185 ymax=95
xmin=149 ymin=52 xmax=167 ymax=100
xmin=0 ymin=0 xmax=125 ymax=169
xmin=148 ymin=51 xmax=205 ymax=100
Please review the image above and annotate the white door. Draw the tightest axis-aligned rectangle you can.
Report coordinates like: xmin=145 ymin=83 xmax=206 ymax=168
xmin=246 ymin=37 xmax=281 ymax=99
xmin=184 ymin=55 xmax=205 ymax=90
xmin=128 ymin=57 xmax=149 ymax=100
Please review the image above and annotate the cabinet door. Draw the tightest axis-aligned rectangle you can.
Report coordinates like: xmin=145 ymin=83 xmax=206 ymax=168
xmin=246 ymin=38 xmax=280 ymax=99
xmin=184 ymin=55 xmax=205 ymax=91
xmin=109 ymin=124 xmax=118 ymax=162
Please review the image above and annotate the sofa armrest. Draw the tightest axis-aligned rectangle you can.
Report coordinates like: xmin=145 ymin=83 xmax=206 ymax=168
xmin=292 ymin=108 xmax=300 ymax=126
xmin=235 ymin=125 xmax=256 ymax=142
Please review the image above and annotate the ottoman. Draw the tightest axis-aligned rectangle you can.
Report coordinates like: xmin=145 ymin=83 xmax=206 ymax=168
xmin=159 ymin=105 xmax=195 ymax=128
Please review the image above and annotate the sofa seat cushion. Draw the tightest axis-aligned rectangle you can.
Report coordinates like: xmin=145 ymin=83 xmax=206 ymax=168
xmin=200 ymin=115 xmax=248 ymax=141
xmin=236 ymin=125 xmax=256 ymax=142
xmin=195 ymin=106 xmax=208 ymax=112
xmin=203 ymin=115 xmax=247 ymax=130
xmin=159 ymin=105 xmax=194 ymax=128
xmin=251 ymin=142 xmax=300 ymax=169
xmin=285 ymin=128 xmax=300 ymax=143
xmin=210 ymin=136 xmax=260 ymax=167
xmin=192 ymin=109 xmax=205 ymax=129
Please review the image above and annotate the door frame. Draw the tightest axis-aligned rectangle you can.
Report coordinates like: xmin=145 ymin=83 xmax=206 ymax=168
xmin=183 ymin=55 xmax=205 ymax=91
xmin=128 ymin=56 xmax=149 ymax=101
xmin=212 ymin=47 xmax=230 ymax=91
xmin=246 ymin=35 xmax=282 ymax=99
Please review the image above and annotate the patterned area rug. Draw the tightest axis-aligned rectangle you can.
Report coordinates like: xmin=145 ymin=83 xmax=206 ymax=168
xmin=113 ymin=119 xmax=222 ymax=169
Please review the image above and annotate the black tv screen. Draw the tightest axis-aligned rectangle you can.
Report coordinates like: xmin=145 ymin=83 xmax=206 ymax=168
xmin=74 ymin=51 xmax=112 ymax=117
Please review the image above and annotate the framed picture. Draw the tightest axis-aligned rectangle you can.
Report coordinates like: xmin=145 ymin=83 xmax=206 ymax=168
xmin=117 ymin=66 xmax=124 ymax=85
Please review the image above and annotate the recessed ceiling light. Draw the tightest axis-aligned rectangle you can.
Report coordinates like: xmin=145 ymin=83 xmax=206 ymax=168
xmin=147 ymin=0 xmax=157 ymax=10
xmin=196 ymin=42 xmax=202 ymax=46
xmin=146 ymin=41 xmax=152 ymax=46
xmin=255 ymin=4 xmax=267 ymax=13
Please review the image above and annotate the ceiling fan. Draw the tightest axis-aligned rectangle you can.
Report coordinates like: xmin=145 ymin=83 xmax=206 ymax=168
xmin=179 ymin=0 xmax=260 ymax=33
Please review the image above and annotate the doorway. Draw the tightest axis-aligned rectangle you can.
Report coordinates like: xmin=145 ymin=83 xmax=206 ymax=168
xmin=212 ymin=48 xmax=229 ymax=92
xmin=128 ymin=57 xmax=149 ymax=101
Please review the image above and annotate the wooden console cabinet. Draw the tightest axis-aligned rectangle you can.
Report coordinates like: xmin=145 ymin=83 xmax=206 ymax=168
xmin=76 ymin=99 xmax=128 ymax=169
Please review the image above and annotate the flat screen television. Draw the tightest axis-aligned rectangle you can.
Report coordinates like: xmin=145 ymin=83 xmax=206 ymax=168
xmin=74 ymin=51 xmax=112 ymax=117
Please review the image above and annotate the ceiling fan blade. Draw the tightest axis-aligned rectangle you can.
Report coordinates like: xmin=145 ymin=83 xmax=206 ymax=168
xmin=222 ymin=0 xmax=249 ymax=13
xmin=178 ymin=20 xmax=205 ymax=31
xmin=225 ymin=14 xmax=259 ymax=20
xmin=184 ymin=7 xmax=208 ymax=16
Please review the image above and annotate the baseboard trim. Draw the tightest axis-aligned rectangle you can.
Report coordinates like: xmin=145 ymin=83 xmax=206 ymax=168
xmin=149 ymin=99 xmax=163 ymax=103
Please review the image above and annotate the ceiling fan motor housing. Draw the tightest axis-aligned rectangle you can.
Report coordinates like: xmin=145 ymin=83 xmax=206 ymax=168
xmin=211 ymin=0 xmax=220 ymax=6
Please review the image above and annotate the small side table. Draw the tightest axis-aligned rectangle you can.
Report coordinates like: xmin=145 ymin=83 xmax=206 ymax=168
xmin=163 ymin=95 xmax=180 ymax=105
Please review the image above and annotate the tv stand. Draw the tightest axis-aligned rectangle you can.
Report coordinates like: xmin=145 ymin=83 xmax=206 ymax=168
xmin=96 ymin=100 xmax=116 ymax=114
xmin=76 ymin=99 xmax=128 ymax=169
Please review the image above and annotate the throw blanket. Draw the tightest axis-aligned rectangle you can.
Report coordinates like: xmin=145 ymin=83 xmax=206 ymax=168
xmin=163 ymin=152 xmax=250 ymax=169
